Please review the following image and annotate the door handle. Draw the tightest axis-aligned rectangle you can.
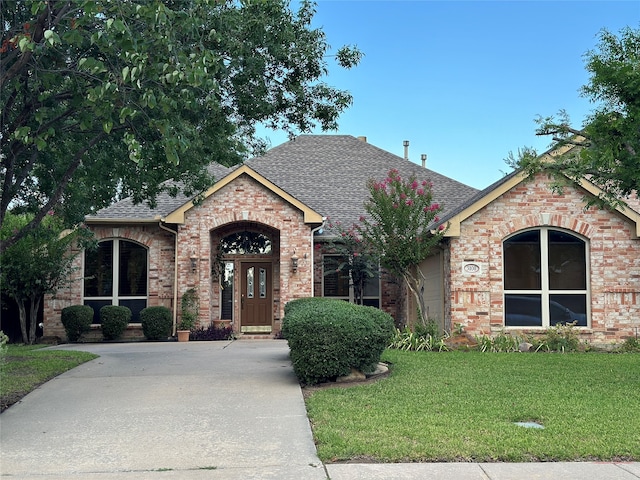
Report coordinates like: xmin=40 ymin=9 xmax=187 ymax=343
xmin=241 ymin=294 xmax=245 ymax=308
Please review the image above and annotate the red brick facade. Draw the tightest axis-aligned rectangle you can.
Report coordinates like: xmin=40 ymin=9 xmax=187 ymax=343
xmin=446 ymin=173 xmax=640 ymax=344
xmin=43 ymin=171 xmax=639 ymax=346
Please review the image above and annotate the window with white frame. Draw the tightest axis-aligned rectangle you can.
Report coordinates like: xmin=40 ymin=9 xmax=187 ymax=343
xmin=83 ymin=240 xmax=148 ymax=323
xmin=503 ymin=228 xmax=589 ymax=327
xmin=322 ymin=254 xmax=381 ymax=308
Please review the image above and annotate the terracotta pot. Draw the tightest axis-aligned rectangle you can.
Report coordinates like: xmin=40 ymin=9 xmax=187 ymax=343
xmin=177 ymin=330 xmax=190 ymax=342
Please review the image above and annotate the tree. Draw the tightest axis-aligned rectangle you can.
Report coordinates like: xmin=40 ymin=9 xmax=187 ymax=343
xmin=322 ymin=220 xmax=379 ymax=305
xmin=0 ymin=213 xmax=93 ymax=344
xmin=356 ymin=169 xmax=445 ymax=326
xmin=0 ymin=0 xmax=361 ymax=252
xmin=510 ymin=26 xmax=639 ymax=207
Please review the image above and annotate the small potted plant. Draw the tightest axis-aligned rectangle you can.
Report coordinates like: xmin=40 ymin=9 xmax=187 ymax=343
xmin=178 ymin=288 xmax=198 ymax=342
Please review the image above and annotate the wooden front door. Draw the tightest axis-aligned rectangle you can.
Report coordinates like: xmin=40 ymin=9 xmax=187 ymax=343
xmin=240 ymin=262 xmax=273 ymax=332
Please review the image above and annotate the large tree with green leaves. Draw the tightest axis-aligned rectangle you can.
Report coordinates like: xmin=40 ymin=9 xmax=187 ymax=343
xmin=0 ymin=0 xmax=361 ymax=252
xmin=511 ymin=26 xmax=639 ymax=206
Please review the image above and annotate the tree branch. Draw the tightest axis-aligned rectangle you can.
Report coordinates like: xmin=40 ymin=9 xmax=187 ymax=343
xmin=0 ymin=131 xmax=106 ymax=253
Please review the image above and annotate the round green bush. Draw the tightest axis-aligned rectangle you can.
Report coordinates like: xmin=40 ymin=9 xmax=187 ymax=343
xmin=100 ymin=305 xmax=131 ymax=341
xmin=283 ymin=299 xmax=395 ymax=385
xmin=140 ymin=306 xmax=173 ymax=341
xmin=61 ymin=305 xmax=94 ymax=342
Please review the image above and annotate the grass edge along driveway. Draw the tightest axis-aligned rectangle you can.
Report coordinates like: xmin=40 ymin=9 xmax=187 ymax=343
xmin=1 ymin=345 xmax=98 ymax=412
xmin=305 ymin=350 xmax=640 ymax=463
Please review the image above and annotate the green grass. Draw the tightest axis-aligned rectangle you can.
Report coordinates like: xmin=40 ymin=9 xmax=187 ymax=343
xmin=0 ymin=345 xmax=98 ymax=412
xmin=305 ymin=350 xmax=640 ymax=463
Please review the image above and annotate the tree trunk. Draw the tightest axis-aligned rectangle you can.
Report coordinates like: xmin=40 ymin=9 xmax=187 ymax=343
xmin=28 ymin=296 xmax=41 ymax=345
xmin=17 ymin=300 xmax=29 ymax=344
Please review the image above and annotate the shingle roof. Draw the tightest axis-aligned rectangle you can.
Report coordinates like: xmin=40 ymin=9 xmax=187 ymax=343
xmin=87 ymin=163 xmax=233 ymax=221
xmin=88 ymin=135 xmax=479 ymax=227
xmin=245 ymin=135 xmax=479 ymax=228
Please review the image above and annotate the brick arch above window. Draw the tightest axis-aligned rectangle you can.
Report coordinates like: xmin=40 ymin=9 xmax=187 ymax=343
xmin=91 ymin=227 xmax=155 ymax=248
xmin=495 ymin=215 xmax=594 ymax=240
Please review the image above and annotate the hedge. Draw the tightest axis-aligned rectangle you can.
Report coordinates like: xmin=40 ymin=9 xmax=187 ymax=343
xmin=100 ymin=305 xmax=131 ymax=340
xmin=61 ymin=305 xmax=94 ymax=342
xmin=140 ymin=306 xmax=173 ymax=341
xmin=282 ymin=298 xmax=395 ymax=385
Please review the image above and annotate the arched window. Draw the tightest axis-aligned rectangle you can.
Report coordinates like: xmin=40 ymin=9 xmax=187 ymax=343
xmin=83 ymin=240 xmax=148 ymax=323
xmin=503 ymin=228 xmax=588 ymax=327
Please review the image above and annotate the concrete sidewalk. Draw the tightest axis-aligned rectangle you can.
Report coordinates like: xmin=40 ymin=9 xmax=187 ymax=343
xmin=1 ymin=340 xmax=638 ymax=479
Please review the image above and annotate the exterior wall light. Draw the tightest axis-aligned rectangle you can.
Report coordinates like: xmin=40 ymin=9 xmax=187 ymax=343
xmin=291 ymin=253 xmax=298 ymax=273
xmin=190 ymin=254 xmax=198 ymax=273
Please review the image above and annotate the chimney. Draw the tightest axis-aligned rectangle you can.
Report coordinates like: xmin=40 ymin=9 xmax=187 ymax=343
xmin=403 ymin=140 xmax=409 ymax=160
xmin=357 ymin=136 xmax=367 ymax=142
xmin=421 ymin=154 xmax=427 ymax=168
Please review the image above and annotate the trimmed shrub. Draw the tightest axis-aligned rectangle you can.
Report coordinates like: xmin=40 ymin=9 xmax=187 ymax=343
xmin=283 ymin=297 xmax=329 ymax=317
xmin=283 ymin=298 xmax=395 ymax=385
xmin=140 ymin=306 xmax=173 ymax=341
xmin=100 ymin=305 xmax=131 ymax=341
xmin=61 ymin=305 xmax=94 ymax=342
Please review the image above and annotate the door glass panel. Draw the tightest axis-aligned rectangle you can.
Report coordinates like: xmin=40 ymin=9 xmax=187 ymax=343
xmin=221 ymin=262 xmax=234 ymax=320
xmin=259 ymin=268 xmax=266 ymax=298
xmin=504 ymin=231 xmax=541 ymax=290
xmin=247 ymin=267 xmax=254 ymax=299
xmin=548 ymin=231 xmax=586 ymax=290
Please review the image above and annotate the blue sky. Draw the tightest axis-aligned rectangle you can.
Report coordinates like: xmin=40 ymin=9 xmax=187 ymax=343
xmin=258 ymin=0 xmax=639 ymax=189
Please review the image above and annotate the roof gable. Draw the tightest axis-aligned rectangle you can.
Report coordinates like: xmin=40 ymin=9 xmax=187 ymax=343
xmin=163 ymin=165 xmax=323 ymax=224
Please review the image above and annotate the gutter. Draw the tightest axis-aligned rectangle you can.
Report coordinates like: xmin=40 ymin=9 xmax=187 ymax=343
xmin=158 ymin=221 xmax=179 ymax=335
xmin=309 ymin=217 xmax=327 ymax=297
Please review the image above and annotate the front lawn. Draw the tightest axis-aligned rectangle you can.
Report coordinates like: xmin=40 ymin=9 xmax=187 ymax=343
xmin=0 ymin=345 xmax=98 ymax=412
xmin=305 ymin=350 xmax=640 ymax=463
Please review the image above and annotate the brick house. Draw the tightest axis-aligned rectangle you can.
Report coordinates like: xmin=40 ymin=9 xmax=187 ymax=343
xmin=44 ymin=135 xmax=640 ymax=345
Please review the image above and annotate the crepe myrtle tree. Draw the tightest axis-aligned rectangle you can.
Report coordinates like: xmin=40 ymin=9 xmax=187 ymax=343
xmin=357 ymin=169 xmax=445 ymax=326
xmin=507 ymin=27 xmax=640 ymax=208
xmin=321 ymin=220 xmax=380 ymax=306
xmin=0 ymin=0 xmax=362 ymax=253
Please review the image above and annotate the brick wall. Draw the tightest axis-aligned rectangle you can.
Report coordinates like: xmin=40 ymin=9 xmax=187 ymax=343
xmin=43 ymin=224 xmax=175 ymax=340
xmin=448 ymin=173 xmax=640 ymax=345
xmin=178 ymin=174 xmax=314 ymax=335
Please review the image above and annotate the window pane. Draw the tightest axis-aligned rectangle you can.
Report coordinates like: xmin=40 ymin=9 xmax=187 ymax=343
xmin=323 ymin=256 xmax=350 ymax=297
xmin=119 ymin=241 xmax=147 ymax=296
xmin=548 ymin=231 xmax=586 ymax=290
xmin=220 ymin=231 xmax=271 ymax=254
xmin=84 ymin=299 xmax=112 ymax=324
xmin=504 ymin=231 xmax=540 ymax=290
xmin=549 ymin=294 xmax=587 ymax=326
xmin=119 ymin=299 xmax=147 ymax=323
xmin=363 ymin=270 xmax=380 ymax=297
xmin=363 ymin=298 xmax=380 ymax=308
xmin=221 ymin=262 xmax=234 ymax=320
xmin=504 ymin=294 xmax=542 ymax=327
xmin=84 ymin=241 xmax=113 ymax=297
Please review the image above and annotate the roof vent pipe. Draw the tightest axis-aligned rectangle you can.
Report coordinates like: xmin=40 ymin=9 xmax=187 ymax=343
xmin=403 ymin=140 xmax=409 ymax=160
xmin=421 ymin=154 xmax=427 ymax=168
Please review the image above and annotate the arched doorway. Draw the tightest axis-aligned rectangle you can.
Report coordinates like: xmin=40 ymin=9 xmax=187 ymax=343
xmin=212 ymin=223 xmax=279 ymax=334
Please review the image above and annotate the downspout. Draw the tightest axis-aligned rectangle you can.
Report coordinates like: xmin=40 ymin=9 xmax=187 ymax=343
xmin=310 ymin=217 xmax=327 ymax=297
xmin=159 ymin=221 xmax=179 ymax=335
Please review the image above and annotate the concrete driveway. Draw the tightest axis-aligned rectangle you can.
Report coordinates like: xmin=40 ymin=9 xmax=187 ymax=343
xmin=0 ymin=340 xmax=326 ymax=479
